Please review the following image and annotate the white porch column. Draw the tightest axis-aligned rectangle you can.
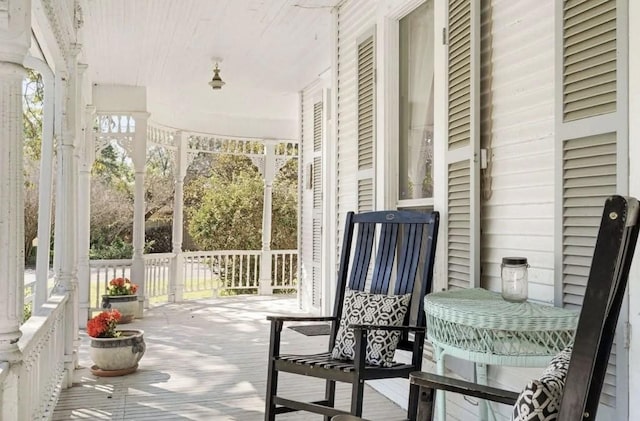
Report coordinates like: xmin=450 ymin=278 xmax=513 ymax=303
xmin=131 ymin=112 xmax=149 ymax=313
xmin=259 ymin=143 xmax=277 ymax=295
xmin=170 ymin=131 xmax=188 ymax=303
xmin=0 ymin=0 xmax=30 ymax=417
xmin=53 ymin=43 xmax=82 ymax=386
xmin=77 ymin=105 xmax=96 ymax=327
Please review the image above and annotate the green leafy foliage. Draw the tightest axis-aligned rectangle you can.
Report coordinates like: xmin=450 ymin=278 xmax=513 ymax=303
xmin=187 ymin=155 xmax=264 ymax=250
xmin=186 ymin=154 xmax=298 ymax=252
xmin=89 ymin=237 xmax=134 ymax=260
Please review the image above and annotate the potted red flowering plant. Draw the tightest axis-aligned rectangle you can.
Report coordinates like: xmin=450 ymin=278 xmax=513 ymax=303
xmin=87 ymin=309 xmax=145 ymax=377
xmin=87 ymin=308 xmax=122 ymax=338
xmin=107 ymin=277 xmax=138 ymax=296
xmin=101 ymin=277 xmax=139 ymax=323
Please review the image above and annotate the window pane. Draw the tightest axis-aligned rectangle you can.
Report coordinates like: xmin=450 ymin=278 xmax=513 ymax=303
xmin=399 ymin=1 xmax=434 ymax=201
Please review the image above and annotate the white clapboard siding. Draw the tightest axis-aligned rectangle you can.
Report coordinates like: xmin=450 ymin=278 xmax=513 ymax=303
xmin=336 ymin=0 xmax=376 ymax=262
xmin=557 ymin=0 xmax=627 ymax=416
xmin=445 ymin=0 xmax=480 ymax=290
xmin=299 ymin=81 xmax=324 ymax=312
xmin=479 ymin=0 xmax=555 ymax=299
xmin=477 ymin=2 xmax=558 ymax=418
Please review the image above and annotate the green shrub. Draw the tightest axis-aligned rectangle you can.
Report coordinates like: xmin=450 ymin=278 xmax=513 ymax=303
xmin=89 ymin=237 xmax=133 ymax=259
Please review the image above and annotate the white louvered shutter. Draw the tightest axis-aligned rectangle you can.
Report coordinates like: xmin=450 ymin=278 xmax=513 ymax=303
xmin=557 ymin=0 xmax=627 ymax=416
xmin=445 ymin=0 xmax=480 ymax=290
xmin=357 ymin=33 xmax=375 ymax=212
xmin=312 ymin=101 xmax=323 ymax=308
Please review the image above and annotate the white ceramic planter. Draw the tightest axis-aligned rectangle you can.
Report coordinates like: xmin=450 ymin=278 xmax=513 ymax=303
xmin=89 ymin=329 xmax=145 ymax=375
xmin=102 ymin=294 xmax=138 ymax=323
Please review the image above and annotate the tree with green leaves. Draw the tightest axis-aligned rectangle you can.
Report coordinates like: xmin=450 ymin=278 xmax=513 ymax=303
xmin=186 ymin=153 xmax=297 ymax=251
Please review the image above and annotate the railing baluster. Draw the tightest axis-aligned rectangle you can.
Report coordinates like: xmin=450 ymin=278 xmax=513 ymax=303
xmin=88 ymin=250 xmax=297 ymax=306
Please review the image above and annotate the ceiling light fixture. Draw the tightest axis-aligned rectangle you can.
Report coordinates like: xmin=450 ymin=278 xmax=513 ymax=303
xmin=208 ymin=62 xmax=225 ymax=90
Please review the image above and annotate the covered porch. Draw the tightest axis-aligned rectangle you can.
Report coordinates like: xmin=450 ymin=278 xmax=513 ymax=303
xmin=3 ymin=0 xmax=640 ymax=420
xmin=51 ymin=295 xmax=405 ymax=421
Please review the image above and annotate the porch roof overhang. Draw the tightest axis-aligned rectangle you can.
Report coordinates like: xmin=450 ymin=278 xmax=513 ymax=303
xmin=79 ymin=0 xmax=338 ymax=139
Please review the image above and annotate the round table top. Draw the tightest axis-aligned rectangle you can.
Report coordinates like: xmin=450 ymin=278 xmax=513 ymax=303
xmin=425 ymin=288 xmax=579 ymax=363
xmin=425 ymin=288 xmax=579 ymax=331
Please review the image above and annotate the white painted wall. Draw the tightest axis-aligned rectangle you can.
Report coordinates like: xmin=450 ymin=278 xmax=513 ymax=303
xmin=479 ymin=0 xmax=556 ymax=306
xmin=627 ymin=1 xmax=640 ymax=419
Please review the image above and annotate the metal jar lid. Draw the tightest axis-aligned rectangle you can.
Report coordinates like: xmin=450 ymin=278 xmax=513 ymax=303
xmin=502 ymin=257 xmax=528 ymax=265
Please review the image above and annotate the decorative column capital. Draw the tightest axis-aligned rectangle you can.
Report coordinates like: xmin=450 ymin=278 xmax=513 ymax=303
xmin=0 ymin=61 xmax=25 ymax=79
xmin=130 ymin=111 xmax=151 ymax=121
xmin=0 ymin=0 xmax=31 ymax=65
xmin=68 ymin=42 xmax=82 ymax=58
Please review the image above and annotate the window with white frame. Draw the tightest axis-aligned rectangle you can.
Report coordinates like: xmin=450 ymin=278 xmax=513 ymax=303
xmin=398 ymin=0 xmax=435 ymax=206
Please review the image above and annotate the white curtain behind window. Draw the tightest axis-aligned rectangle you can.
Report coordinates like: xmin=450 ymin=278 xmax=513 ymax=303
xmin=399 ymin=1 xmax=435 ymax=200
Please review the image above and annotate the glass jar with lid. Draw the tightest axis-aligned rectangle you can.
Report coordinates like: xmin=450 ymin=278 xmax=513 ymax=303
xmin=501 ymin=257 xmax=529 ymax=302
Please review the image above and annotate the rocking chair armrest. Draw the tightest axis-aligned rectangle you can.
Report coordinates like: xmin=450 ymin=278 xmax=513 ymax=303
xmin=349 ymin=324 xmax=426 ymax=334
xmin=266 ymin=315 xmax=337 ymax=322
xmin=410 ymin=371 xmax=520 ymax=406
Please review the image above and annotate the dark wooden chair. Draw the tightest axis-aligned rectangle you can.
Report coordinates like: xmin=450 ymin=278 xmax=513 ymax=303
xmin=408 ymin=195 xmax=639 ymax=421
xmin=264 ymin=210 xmax=440 ymax=420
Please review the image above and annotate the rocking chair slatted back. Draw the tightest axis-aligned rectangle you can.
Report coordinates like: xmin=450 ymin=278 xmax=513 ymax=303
xmin=559 ymin=195 xmax=639 ymax=420
xmin=265 ymin=210 xmax=439 ymax=420
xmin=331 ymin=211 xmax=437 ymax=351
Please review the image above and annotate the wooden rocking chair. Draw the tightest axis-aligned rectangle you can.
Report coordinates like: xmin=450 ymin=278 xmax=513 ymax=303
xmin=264 ymin=210 xmax=440 ymax=420
xmin=408 ymin=195 xmax=640 ymax=420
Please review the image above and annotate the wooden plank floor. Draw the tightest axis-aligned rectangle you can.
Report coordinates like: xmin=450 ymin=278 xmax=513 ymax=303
xmin=52 ymin=295 xmax=406 ymax=420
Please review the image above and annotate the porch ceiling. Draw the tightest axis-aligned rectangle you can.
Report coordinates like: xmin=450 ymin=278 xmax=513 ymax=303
xmin=82 ymin=0 xmax=336 ymax=137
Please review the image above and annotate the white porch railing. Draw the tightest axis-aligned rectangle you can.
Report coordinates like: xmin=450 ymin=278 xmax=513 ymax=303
xmin=87 ymin=249 xmax=298 ymax=313
xmin=18 ymin=293 xmax=69 ymax=420
xmin=143 ymin=253 xmax=172 ymax=300
xmin=6 ymin=249 xmax=297 ymax=419
xmin=271 ymin=250 xmax=298 ymax=291
xmin=88 ymin=259 xmax=132 ymax=314
xmin=182 ymin=250 xmax=262 ymax=295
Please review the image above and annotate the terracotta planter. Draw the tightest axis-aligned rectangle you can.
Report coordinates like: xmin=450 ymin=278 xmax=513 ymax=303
xmin=102 ymin=294 xmax=138 ymax=323
xmin=89 ymin=329 xmax=145 ymax=376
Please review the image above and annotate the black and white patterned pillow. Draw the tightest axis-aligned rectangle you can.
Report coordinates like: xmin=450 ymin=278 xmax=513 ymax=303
xmin=512 ymin=346 xmax=573 ymax=421
xmin=331 ymin=289 xmax=411 ymax=367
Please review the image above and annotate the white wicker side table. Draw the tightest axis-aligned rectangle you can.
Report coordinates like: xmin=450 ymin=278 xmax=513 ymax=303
xmin=425 ymin=288 xmax=579 ymax=421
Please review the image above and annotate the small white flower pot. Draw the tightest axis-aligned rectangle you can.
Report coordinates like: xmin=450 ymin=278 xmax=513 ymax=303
xmin=102 ymin=294 xmax=138 ymax=323
xmin=89 ymin=329 xmax=145 ymax=376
